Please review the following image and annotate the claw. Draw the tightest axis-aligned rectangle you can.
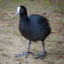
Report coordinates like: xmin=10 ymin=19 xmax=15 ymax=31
xmin=15 ymin=53 xmax=26 ymax=58
xmin=34 ymin=53 xmax=46 ymax=59
xmin=41 ymin=53 xmax=46 ymax=59
xmin=15 ymin=51 xmax=33 ymax=58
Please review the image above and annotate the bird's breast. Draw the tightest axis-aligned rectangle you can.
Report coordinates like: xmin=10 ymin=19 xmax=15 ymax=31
xmin=19 ymin=24 xmax=45 ymax=41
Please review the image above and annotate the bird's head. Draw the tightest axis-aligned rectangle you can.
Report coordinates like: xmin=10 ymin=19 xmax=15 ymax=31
xmin=16 ymin=6 xmax=27 ymax=16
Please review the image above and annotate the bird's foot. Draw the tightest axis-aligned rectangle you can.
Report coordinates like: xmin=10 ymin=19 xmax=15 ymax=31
xmin=33 ymin=53 xmax=46 ymax=59
xmin=15 ymin=51 xmax=32 ymax=58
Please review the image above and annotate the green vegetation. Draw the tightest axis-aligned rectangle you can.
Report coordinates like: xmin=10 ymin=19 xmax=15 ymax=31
xmin=30 ymin=0 xmax=34 ymax=1
xmin=30 ymin=4 xmax=33 ymax=7
xmin=56 ymin=7 xmax=61 ymax=11
xmin=51 ymin=38 xmax=56 ymax=42
xmin=58 ymin=0 xmax=63 ymax=5
xmin=50 ymin=58 xmax=56 ymax=62
xmin=18 ymin=0 xmax=23 ymax=4
xmin=48 ymin=6 xmax=53 ymax=8
xmin=61 ymin=20 xmax=64 ymax=23
xmin=2 ymin=11 xmax=7 ymax=14
xmin=53 ymin=12 xmax=57 ymax=16
xmin=52 ymin=29 xmax=57 ymax=32
xmin=0 ymin=0 xmax=2 ymax=2
xmin=13 ymin=16 xmax=19 ymax=20
xmin=19 ymin=57 xmax=24 ymax=61
xmin=47 ymin=42 xmax=50 ymax=46
xmin=51 ymin=24 xmax=55 ymax=27
xmin=32 ymin=10 xmax=36 ymax=13
xmin=6 ymin=24 xmax=10 ymax=26
xmin=11 ymin=0 xmax=23 ymax=3
xmin=32 ymin=47 xmax=35 ymax=51
xmin=43 ymin=0 xmax=52 ymax=5
xmin=12 ymin=31 xmax=21 ymax=36
xmin=7 ymin=8 xmax=14 ymax=11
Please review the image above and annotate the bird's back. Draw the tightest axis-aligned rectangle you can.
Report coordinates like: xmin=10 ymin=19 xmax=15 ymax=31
xmin=28 ymin=14 xmax=51 ymax=41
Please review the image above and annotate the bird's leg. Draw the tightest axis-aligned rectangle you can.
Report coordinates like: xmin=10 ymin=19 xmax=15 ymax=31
xmin=15 ymin=40 xmax=32 ymax=58
xmin=25 ymin=40 xmax=32 ymax=58
xmin=34 ymin=41 xmax=46 ymax=59
xmin=41 ymin=41 xmax=46 ymax=59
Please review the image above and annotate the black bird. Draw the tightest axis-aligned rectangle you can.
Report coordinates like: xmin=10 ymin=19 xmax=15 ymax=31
xmin=15 ymin=6 xmax=51 ymax=59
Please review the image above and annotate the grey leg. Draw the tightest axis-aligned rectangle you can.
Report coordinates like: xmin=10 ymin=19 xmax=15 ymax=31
xmin=25 ymin=40 xmax=32 ymax=58
xmin=15 ymin=40 xmax=32 ymax=58
xmin=27 ymin=40 xmax=31 ymax=52
xmin=34 ymin=41 xmax=46 ymax=59
xmin=41 ymin=41 xmax=46 ymax=59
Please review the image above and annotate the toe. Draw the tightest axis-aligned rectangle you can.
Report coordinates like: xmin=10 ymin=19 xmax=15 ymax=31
xmin=34 ymin=53 xmax=46 ymax=59
xmin=15 ymin=54 xmax=22 ymax=58
xmin=34 ymin=56 xmax=41 ymax=59
xmin=41 ymin=54 xmax=46 ymax=59
xmin=25 ymin=53 xmax=28 ymax=58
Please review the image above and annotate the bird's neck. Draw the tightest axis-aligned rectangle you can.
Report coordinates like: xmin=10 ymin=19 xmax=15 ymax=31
xmin=20 ymin=14 xmax=28 ymax=22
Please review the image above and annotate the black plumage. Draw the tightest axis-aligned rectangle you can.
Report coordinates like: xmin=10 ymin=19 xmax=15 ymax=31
xmin=15 ymin=6 xmax=51 ymax=59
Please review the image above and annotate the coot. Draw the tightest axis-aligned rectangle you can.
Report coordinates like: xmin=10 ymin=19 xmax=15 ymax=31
xmin=15 ymin=6 xmax=51 ymax=59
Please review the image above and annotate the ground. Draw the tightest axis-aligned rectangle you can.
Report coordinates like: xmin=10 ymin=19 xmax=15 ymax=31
xmin=0 ymin=0 xmax=64 ymax=64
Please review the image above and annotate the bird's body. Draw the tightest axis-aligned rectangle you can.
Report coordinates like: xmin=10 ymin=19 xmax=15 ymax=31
xmin=19 ymin=14 xmax=51 ymax=41
xmin=15 ymin=6 xmax=51 ymax=59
